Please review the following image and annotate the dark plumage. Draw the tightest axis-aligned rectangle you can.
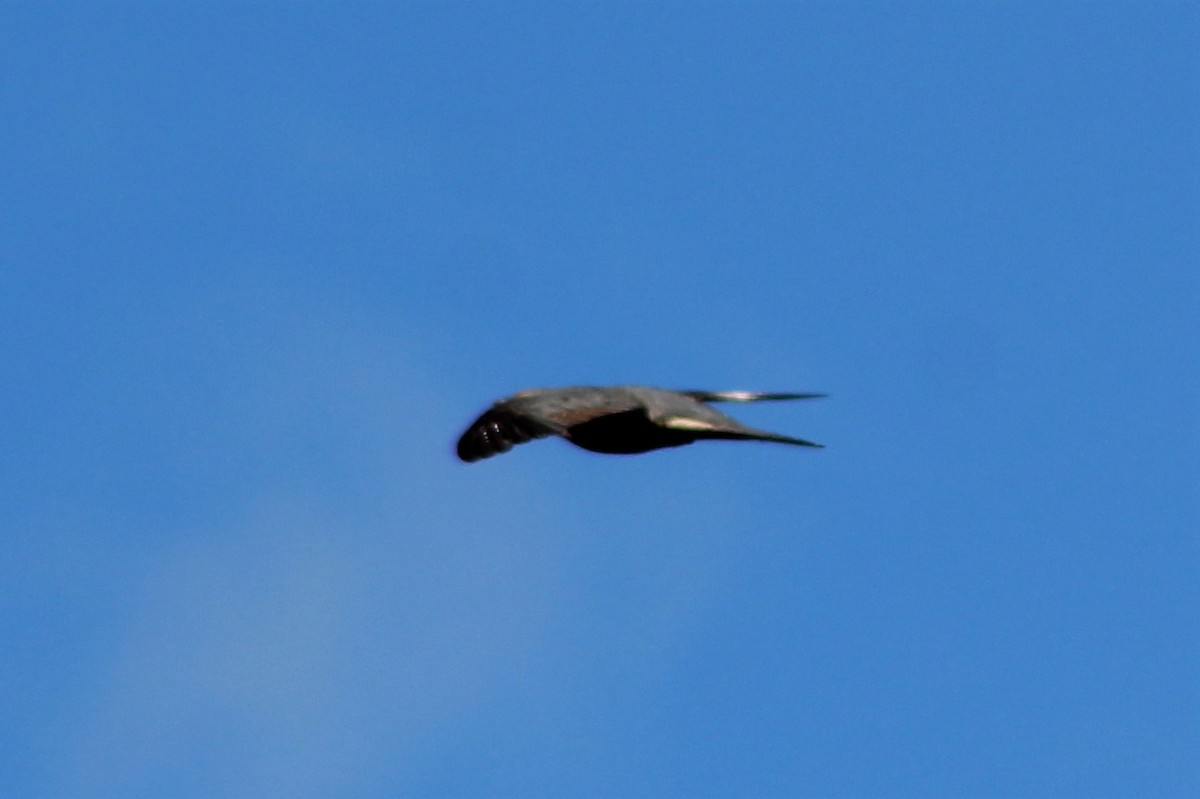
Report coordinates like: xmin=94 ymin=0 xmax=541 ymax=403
xmin=456 ymin=385 xmax=825 ymax=463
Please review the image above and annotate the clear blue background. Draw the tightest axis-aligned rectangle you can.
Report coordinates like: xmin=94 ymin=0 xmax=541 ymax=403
xmin=3 ymin=3 xmax=1197 ymax=797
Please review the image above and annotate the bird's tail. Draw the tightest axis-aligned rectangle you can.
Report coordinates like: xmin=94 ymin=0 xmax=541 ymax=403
xmin=456 ymin=408 xmax=557 ymax=462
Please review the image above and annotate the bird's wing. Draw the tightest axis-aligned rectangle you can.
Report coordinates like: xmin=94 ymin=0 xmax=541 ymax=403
xmin=457 ymin=389 xmax=650 ymax=463
xmin=678 ymin=390 xmax=827 ymax=403
xmin=456 ymin=406 xmax=565 ymax=462
xmin=513 ymin=389 xmax=646 ymax=429
xmin=656 ymin=415 xmax=825 ymax=448
xmin=651 ymin=393 xmax=825 ymax=448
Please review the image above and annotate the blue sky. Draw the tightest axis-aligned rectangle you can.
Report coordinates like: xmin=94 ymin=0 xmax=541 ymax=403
xmin=2 ymin=3 xmax=1197 ymax=797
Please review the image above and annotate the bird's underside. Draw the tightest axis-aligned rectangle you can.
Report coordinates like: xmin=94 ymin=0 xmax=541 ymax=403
xmin=456 ymin=385 xmax=824 ymax=463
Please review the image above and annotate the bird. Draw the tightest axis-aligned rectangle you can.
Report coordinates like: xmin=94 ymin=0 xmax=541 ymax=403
xmin=456 ymin=385 xmax=825 ymax=462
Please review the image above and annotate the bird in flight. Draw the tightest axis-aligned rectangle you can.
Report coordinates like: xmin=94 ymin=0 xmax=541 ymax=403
xmin=456 ymin=385 xmax=825 ymax=462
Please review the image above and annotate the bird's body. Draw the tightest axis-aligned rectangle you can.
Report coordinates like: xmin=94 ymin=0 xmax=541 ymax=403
xmin=456 ymin=385 xmax=824 ymax=462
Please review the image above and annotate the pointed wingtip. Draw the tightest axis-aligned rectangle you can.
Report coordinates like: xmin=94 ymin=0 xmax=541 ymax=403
xmin=780 ymin=436 xmax=824 ymax=448
xmin=773 ymin=392 xmax=828 ymax=401
xmin=682 ymin=390 xmax=828 ymax=403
